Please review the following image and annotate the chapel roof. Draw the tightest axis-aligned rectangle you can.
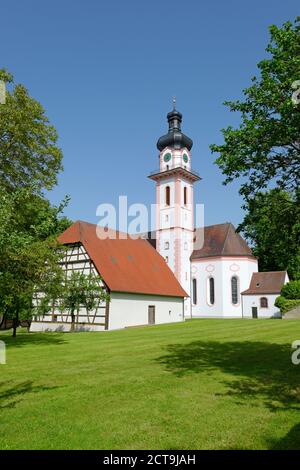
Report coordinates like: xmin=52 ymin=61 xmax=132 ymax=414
xmin=241 ymin=271 xmax=288 ymax=295
xmin=191 ymin=223 xmax=255 ymax=260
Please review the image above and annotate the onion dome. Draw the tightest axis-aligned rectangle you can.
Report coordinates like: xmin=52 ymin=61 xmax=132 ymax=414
xmin=157 ymin=100 xmax=193 ymax=151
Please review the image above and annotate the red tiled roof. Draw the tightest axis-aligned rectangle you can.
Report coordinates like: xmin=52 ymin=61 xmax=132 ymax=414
xmin=58 ymin=221 xmax=187 ymax=298
xmin=191 ymin=223 xmax=255 ymax=259
xmin=241 ymin=271 xmax=288 ymax=295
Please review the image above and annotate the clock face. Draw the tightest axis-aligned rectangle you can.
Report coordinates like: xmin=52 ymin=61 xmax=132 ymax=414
xmin=164 ymin=153 xmax=171 ymax=163
xmin=183 ymin=153 xmax=189 ymax=163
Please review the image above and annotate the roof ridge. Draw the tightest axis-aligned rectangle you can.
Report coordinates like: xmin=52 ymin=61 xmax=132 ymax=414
xmin=221 ymin=223 xmax=232 ymax=255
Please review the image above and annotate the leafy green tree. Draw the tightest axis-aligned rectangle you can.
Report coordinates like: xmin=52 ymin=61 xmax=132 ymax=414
xmin=59 ymin=272 xmax=109 ymax=331
xmin=211 ymin=19 xmax=300 ymax=200
xmin=239 ymin=189 xmax=300 ymax=279
xmin=0 ymin=188 xmax=68 ymax=336
xmin=0 ymin=68 xmax=62 ymax=192
xmin=275 ymin=280 xmax=300 ymax=314
xmin=281 ymin=280 xmax=300 ymax=299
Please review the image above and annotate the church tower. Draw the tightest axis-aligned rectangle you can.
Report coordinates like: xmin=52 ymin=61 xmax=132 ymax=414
xmin=149 ymin=101 xmax=200 ymax=317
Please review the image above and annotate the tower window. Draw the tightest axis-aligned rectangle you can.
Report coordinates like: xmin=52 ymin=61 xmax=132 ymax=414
xmin=231 ymin=276 xmax=239 ymax=305
xmin=184 ymin=242 xmax=188 ymax=250
xmin=192 ymin=278 xmax=197 ymax=305
xmin=164 ymin=241 xmax=169 ymax=250
xmin=184 ymin=187 xmax=188 ymax=205
xmin=165 ymin=186 xmax=170 ymax=206
xmin=165 ymin=256 xmax=169 ymax=263
xmin=260 ymin=297 xmax=268 ymax=308
xmin=209 ymin=277 xmax=215 ymax=305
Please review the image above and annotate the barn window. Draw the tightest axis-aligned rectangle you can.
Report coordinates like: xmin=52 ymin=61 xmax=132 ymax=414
xmin=209 ymin=277 xmax=215 ymax=305
xmin=165 ymin=186 xmax=170 ymax=205
xmin=260 ymin=297 xmax=268 ymax=308
xmin=184 ymin=187 xmax=188 ymax=205
xmin=231 ymin=276 xmax=239 ymax=305
xmin=192 ymin=278 xmax=197 ymax=305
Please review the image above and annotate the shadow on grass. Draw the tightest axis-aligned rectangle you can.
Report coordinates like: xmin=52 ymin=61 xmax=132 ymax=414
xmin=0 ymin=380 xmax=60 ymax=410
xmin=0 ymin=331 xmax=66 ymax=349
xmin=269 ymin=423 xmax=300 ymax=450
xmin=156 ymin=340 xmax=300 ymax=412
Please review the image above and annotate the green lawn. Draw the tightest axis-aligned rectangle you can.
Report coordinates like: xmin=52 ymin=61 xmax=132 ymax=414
xmin=0 ymin=319 xmax=300 ymax=450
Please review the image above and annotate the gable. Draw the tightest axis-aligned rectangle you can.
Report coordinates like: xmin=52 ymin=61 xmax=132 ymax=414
xmin=59 ymin=221 xmax=187 ymax=298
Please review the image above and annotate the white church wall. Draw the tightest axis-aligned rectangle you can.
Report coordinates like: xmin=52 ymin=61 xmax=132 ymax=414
xmin=108 ymin=292 xmax=184 ymax=330
xmin=191 ymin=257 xmax=258 ymax=318
xmin=242 ymin=294 xmax=281 ymax=318
xmin=221 ymin=258 xmax=258 ymax=317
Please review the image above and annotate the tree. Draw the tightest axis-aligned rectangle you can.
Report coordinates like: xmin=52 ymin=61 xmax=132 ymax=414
xmin=59 ymin=272 xmax=109 ymax=331
xmin=0 ymin=187 xmax=69 ymax=336
xmin=275 ymin=280 xmax=300 ymax=314
xmin=239 ymin=189 xmax=300 ymax=279
xmin=210 ymin=18 xmax=300 ymax=201
xmin=0 ymin=68 xmax=62 ymax=192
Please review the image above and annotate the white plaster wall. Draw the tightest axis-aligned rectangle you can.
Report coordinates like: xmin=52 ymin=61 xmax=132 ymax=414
xmin=191 ymin=257 xmax=258 ymax=318
xmin=221 ymin=258 xmax=258 ymax=317
xmin=190 ymin=259 xmax=224 ymax=317
xmin=30 ymin=322 xmax=105 ymax=332
xmin=157 ymin=229 xmax=176 ymax=272
xmin=108 ymin=293 xmax=184 ymax=330
xmin=242 ymin=294 xmax=280 ymax=318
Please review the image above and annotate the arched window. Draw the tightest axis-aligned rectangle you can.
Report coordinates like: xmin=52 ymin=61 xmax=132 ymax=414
xmin=209 ymin=277 xmax=215 ymax=305
xmin=231 ymin=276 xmax=239 ymax=305
xmin=192 ymin=278 xmax=197 ymax=305
xmin=165 ymin=186 xmax=170 ymax=206
xmin=184 ymin=187 xmax=188 ymax=205
xmin=260 ymin=297 xmax=268 ymax=308
xmin=164 ymin=241 xmax=169 ymax=250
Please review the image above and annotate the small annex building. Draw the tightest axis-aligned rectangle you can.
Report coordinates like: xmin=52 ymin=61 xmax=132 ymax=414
xmin=30 ymin=220 xmax=187 ymax=332
xmin=241 ymin=271 xmax=289 ymax=318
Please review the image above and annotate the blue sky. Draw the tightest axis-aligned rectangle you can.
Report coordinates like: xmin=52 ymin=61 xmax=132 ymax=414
xmin=1 ymin=0 xmax=298 ymax=229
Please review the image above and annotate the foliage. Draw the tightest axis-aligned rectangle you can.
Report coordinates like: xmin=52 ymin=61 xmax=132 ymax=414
xmin=281 ymin=280 xmax=300 ymax=299
xmin=274 ymin=296 xmax=300 ymax=314
xmin=59 ymin=271 xmax=109 ymax=330
xmin=0 ymin=187 xmax=68 ymax=336
xmin=239 ymin=189 xmax=300 ymax=279
xmin=0 ymin=68 xmax=62 ymax=192
xmin=275 ymin=280 xmax=300 ymax=313
xmin=211 ymin=19 xmax=300 ymax=201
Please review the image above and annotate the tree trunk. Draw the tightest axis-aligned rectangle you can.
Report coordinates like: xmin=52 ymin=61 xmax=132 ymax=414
xmin=0 ymin=311 xmax=7 ymax=330
xmin=71 ymin=309 xmax=75 ymax=332
xmin=12 ymin=309 xmax=19 ymax=338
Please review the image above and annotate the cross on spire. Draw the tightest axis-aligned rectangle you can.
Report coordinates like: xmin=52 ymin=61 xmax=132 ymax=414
xmin=172 ymin=96 xmax=176 ymax=110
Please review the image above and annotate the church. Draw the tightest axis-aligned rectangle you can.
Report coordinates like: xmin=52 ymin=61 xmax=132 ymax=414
xmin=30 ymin=105 xmax=288 ymax=332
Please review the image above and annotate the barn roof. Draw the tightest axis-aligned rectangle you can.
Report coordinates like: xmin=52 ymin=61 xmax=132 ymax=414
xmin=58 ymin=221 xmax=187 ymax=298
xmin=241 ymin=271 xmax=288 ymax=295
xmin=191 ymin=223 xmax=255 ymax=260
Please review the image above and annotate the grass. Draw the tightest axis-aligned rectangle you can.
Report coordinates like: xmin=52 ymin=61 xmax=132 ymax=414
xmin=0 ymin=319 xmax=300 ymax=450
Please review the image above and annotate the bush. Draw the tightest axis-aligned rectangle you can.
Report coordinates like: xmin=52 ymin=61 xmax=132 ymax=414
xmin=275 ymin=295 xmax=300 ymax=314
xmin=280 ymin=280 xmax=300 ymax=299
